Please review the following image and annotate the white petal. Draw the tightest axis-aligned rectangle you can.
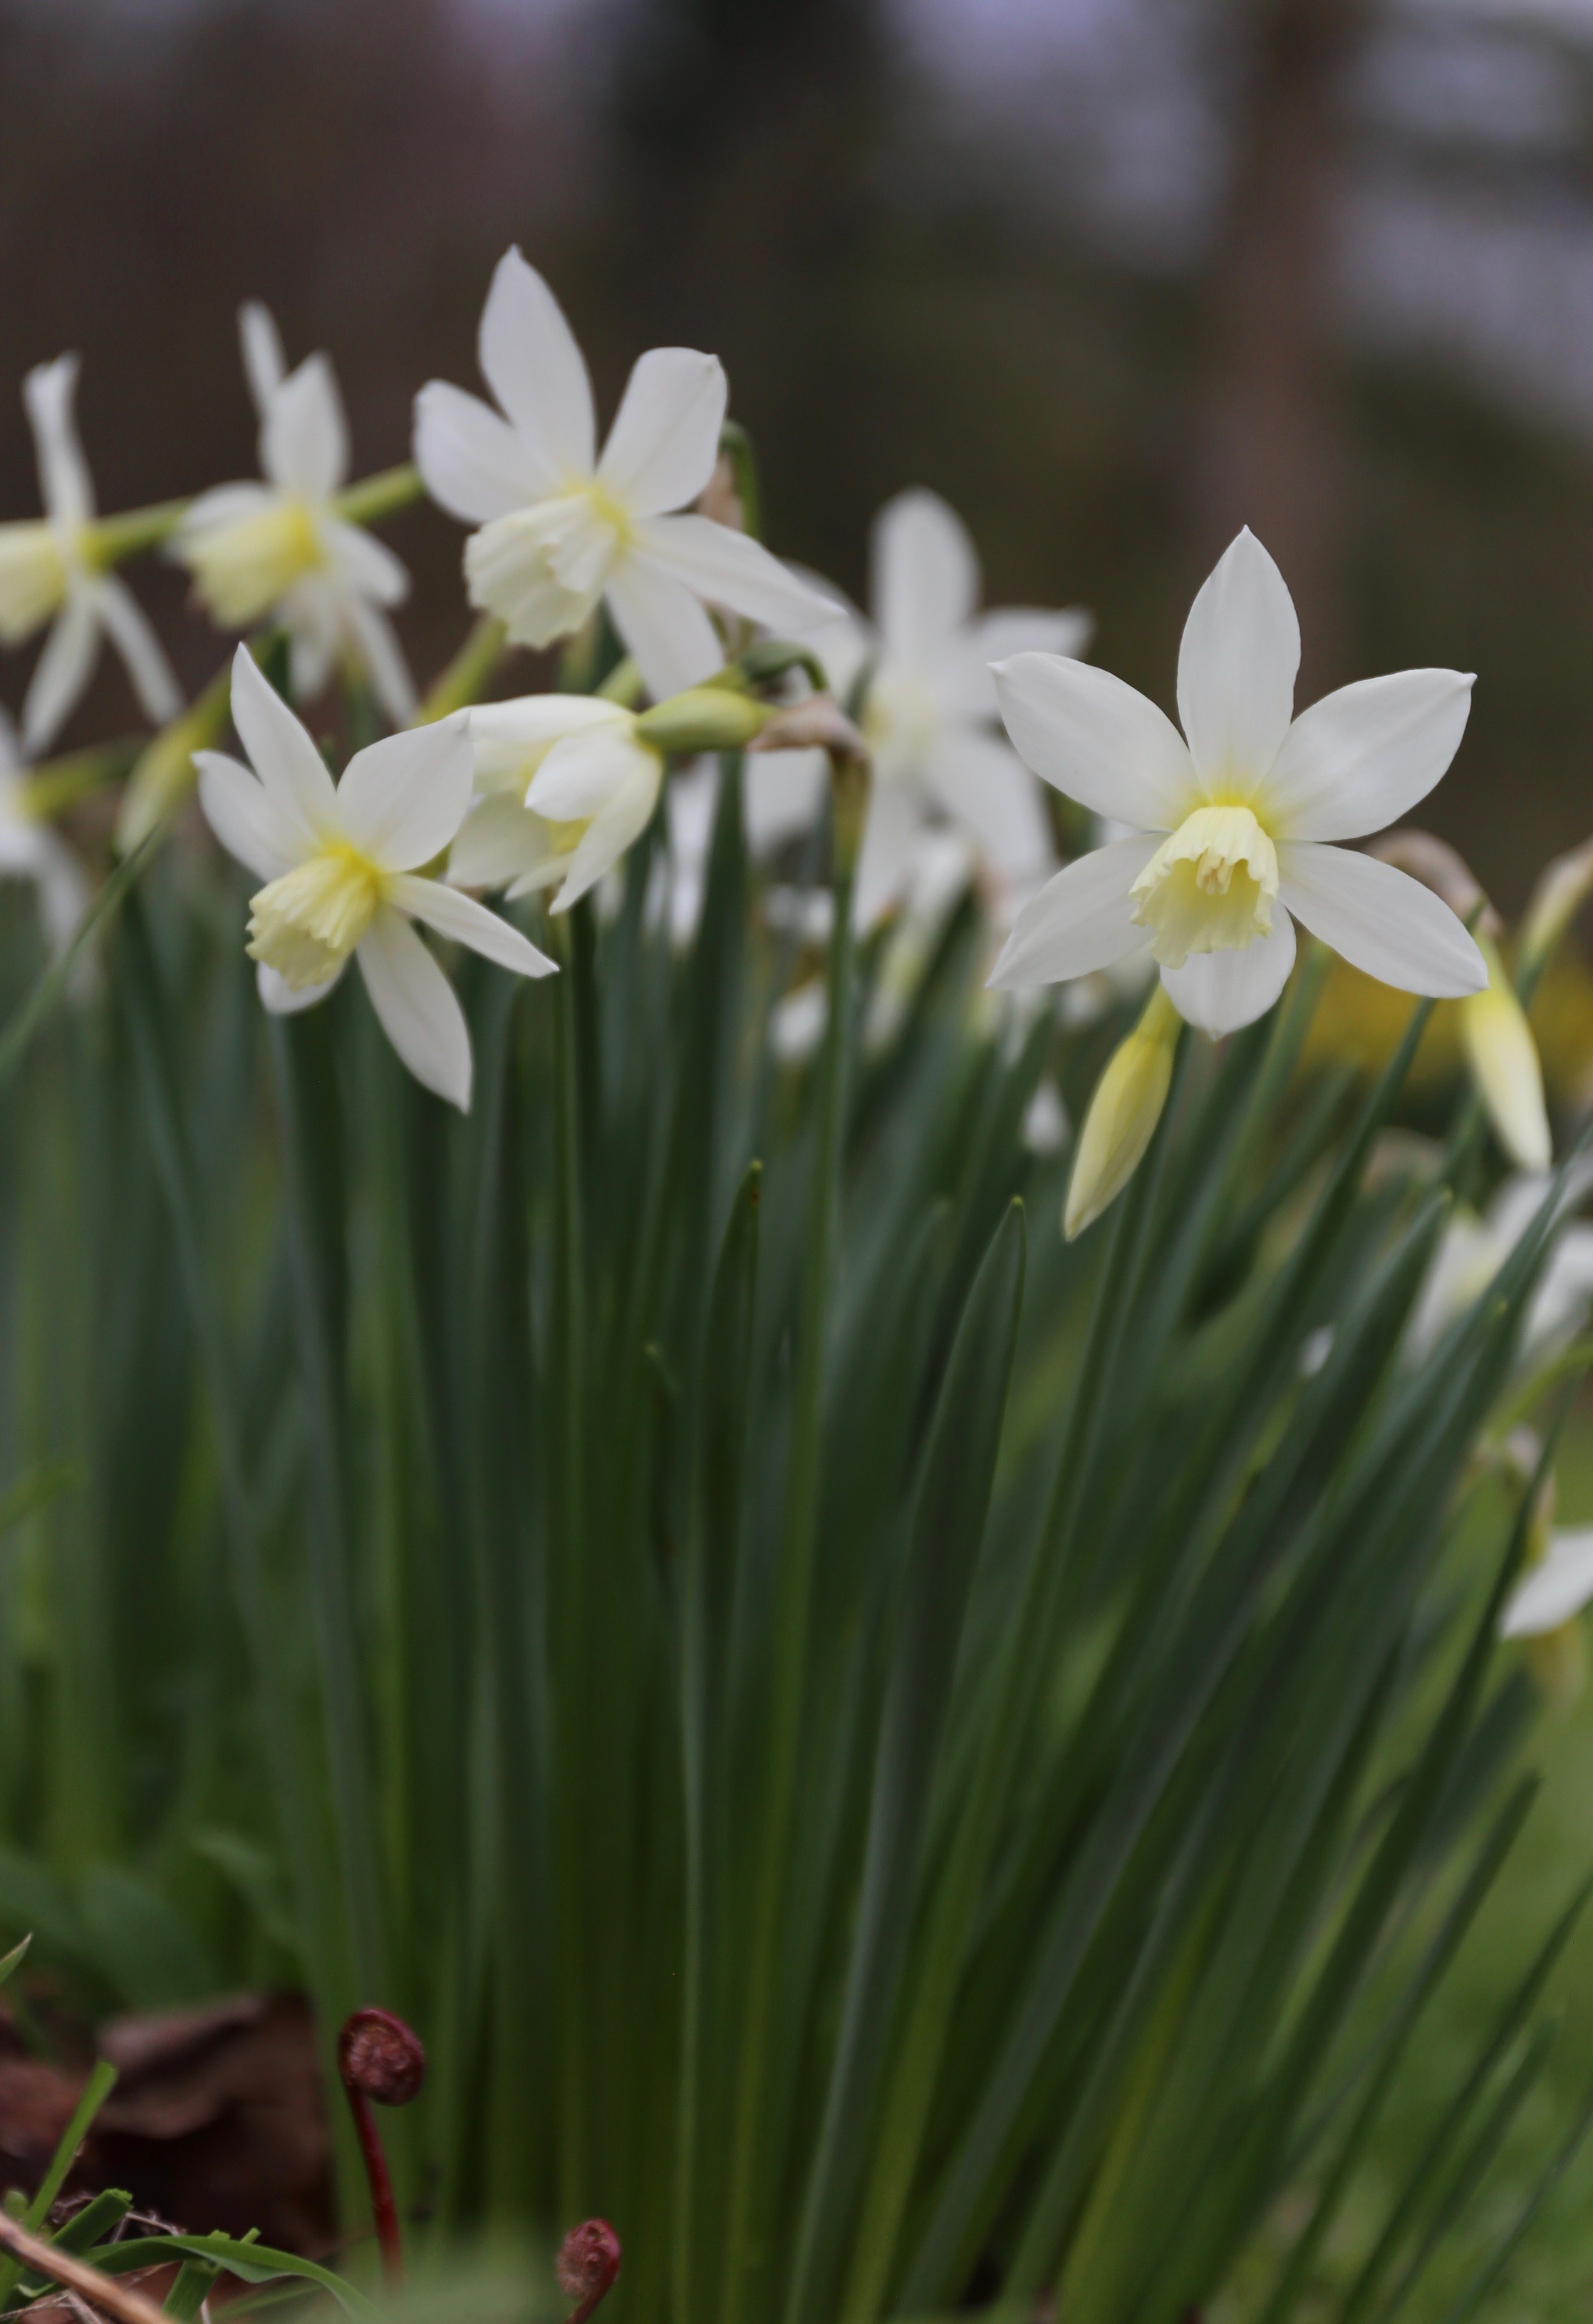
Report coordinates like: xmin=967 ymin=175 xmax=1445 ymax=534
xmin=228 ymin=642 xmax=336 ymax=845
xmin=1261 ymin=670 xmax=1475 ymax=843
xmin=413 ymin=382 xmax=544 ymax=524
xmin=341 ymin=595 xmax=417 ymax=727
xmin=177 ymin=481 xmax=278 ymax=540
xmin=258 ymin=957 xmax=345 ymax=1015
xmin=471 ymin=692 xmax=629 ymax=778
xmin=24 ymin=356 xmax=95 ymax=528
xmin=196 ymin=749 xmax=301 ymax=880
xmin=357 ymin=906 xmax=473 ymax=1108
xmin=853 ymin=778 xmax=925 ymax=934
xmin=336 ymin=717 xmax=472 ymax=869
xmin=744 ymin=746 xmax=827 ymax=855
xmin=597 ymin=348 xmax=726 ymax=517
xmin=871 ymin=490 xmax=978 ymax=663
xmin=261 ymin=353 xmax=348 ymax=499
xmin=923 ymin=730 xmax=1055 ymax=882
xmin=447 ymin=793 xmax=564 ymax=891
xmin=239 ymin=302 xmax=286 ymax=417
xmin=987 ymin=835 xmax=1157 ymax=988
xmin=1502 ymin=1529 xmax=1593 ymax=1637
xmin=31 ymin=828 xmax=89 ymax=957
xmin=477 ymin=246 xmax=596 ymax=488
xmin=22 ymin=595 xmax=100 ymax=752
xmin=993 ymin=652 xmax=1195 ymax=831
xmin=938 ymin=606 xmax=1094 ymax=721
xmin=325 ymin=519 xmax=410 ymax=608
xmin=1176 ymin=528 xmax=1299 ymax=792
xmin=1161 ymin=908 xmax=1297 ymax=1037
xmin=95 ymin=575 xmax=182 ymax=724
xmin=527 ymin=726 xmax=656 ymax=820
xmin=551 ymin=766 xmax=661 ymax=910
xmin=1277 ymin=841 xmax=1486 ymax=997
xmin=634 ymin=514 xmax=836 ymax=634
xmin=391 ymin=873 xmax=556 ymax=976
xmin=605 ymin=556 xmax=723 ymax=698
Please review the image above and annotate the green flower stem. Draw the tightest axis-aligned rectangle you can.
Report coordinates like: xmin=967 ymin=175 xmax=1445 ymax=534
xmin=17 ymin=738 xmax=143 ymax=820
xmin=88 ymin=500 xmax=187 ymax=565
xmin=415 ymin=615 xmax=507 ymax=723
xmin=333 ymin=464 xmax=424 ymax=528
xmin=719 ymin=748 xmax=866 ymax=2324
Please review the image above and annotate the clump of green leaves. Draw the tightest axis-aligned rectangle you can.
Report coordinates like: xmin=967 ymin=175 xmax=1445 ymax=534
xmin=0 ymin=729 xmax=1587 ymax=2324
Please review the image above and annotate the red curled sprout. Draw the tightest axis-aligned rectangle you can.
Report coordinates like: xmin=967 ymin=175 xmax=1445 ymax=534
xmin=337 ymin=2007 xmax=426 ymax=2284
xmin=556 ymin=2220 xmax=622 ymax=2324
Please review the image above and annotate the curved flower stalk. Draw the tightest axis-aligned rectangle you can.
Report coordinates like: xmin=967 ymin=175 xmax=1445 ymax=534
xmin=1409 ymin=1164 xmax=1593 ymax=1369
xmin=412 ymin=246 xmax=831 ymax=699
xmin=448 ymin=682 xmax=769 ymax=912
xmin=174 ymin=306 xmax=416 ymax=723
xmin=754 ymin=489 xmax=1091 ymax=930
xmin=990 ymin=528 xmax=1487 ymax=1037
xmin=0 ymin=707 xmax=88 ymax=957
xmin=197 ymin=645 xmax=554 ymax=1108
xmin=0 ymin=358 xmax=181 ymax=752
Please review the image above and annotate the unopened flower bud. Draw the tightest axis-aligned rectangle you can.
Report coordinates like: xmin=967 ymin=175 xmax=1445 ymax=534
xmin=633 ymin=685 xmax=768 ymax=758
xmin=1064 ymin=984 xmax=1180 ymax=1241
xmin=338 ymin=2007 xmax=426 ymax=2106
xmin=1460 ymin=933 xmax=1550 ymax=1172
xmin=556 ymin=2219 xmax=622 ymax=2323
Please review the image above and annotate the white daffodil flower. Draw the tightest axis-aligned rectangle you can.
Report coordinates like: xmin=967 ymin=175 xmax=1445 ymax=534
xmin=989 ymin=528 xmax=1487 ymax=1038
xmin=412 ymin=247 xmax=831 ymax=701
xmin=0 ymin=707 xmax=88 ymax=957
xmin=175 ymin=306 xmax=415 ymax=724
xmin=197 ymin=646 xmax=554 ymax=1110
xmin=0 ymin=357 xmax=181 ymax=753
xmin=1408 ymin=1164 xmax=1593 ymax=1367
xmin=752 ymin=489 xmax=1091 ymax=931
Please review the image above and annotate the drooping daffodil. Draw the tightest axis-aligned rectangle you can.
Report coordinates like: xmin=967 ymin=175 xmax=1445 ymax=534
xmin=412 ymin=247 xmax=832 ymax=700
xmin=174 ymin=305 xmax=416 ymax=723
xmin=754 ymin=489 xmax=1091 ymax=930
xmin=197 ymin=645 xmax=554 ymax=1109
xmin=989 ymin=528 xmax=1487 ymax=1036
xmin=0 ymin=356 xmax=181 ymax=752
xmin=448 ymin=683 xmax=768 ymax=913
xmin=0 ymin=705 xmax=88 ymax=957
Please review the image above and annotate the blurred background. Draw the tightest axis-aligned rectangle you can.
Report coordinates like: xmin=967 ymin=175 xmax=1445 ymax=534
xmin=5 ymin=0 xmax=1593 ymax=910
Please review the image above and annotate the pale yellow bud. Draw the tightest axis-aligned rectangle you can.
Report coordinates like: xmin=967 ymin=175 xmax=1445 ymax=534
xmin=1460 ymin=933 xmax=1550 ymax=1172
xmin=115 ymin=665 xmax=232 ymax=855
xmin=633 ymin=684 xmax=768 ymax=757
xmin=1520 ymin=834 xmax=1593 ymax=979
xmin=1064 ymin=984 xmax=1180 ymax=1241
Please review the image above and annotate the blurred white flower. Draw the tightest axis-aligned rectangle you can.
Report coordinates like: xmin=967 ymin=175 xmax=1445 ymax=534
xmin=757 ymin=489 xmax=1091 ymax=931
xmin=413 ymin=248 xmax=830 ymax=700
xmin=197 ymin=646 xmax=554 ymax=1109
xmin=1501 ymin=1524 xmax=1593 ymax=1646
xmin=1460 ymin=932 xmax=1550 ymax=1171
xmin=990 ymin=528 xmax=1487 ymax=1038
xmin=0 ymin=357 xmax=181 ymax=752
xmin=0 ymin=707 xmax=88 ymax=957
xmin=1021 ymin=1075 xmax=1070 ymax=1157
xmin=1408 ymin=1166 xmax=1593 ymax=1367
xmin=175 ymin=306 xmax=415 ymax=724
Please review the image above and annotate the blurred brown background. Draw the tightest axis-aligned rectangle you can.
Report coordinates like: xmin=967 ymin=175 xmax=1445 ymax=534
xmin=4 ymin=0 xmax=1593 ymax=910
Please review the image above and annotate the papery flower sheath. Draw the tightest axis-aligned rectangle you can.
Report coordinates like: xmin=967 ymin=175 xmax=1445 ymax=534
xmin=757 ymin=489 xmax=1091 ymax=929
xmin=197 ymin=645 xmax=554 ymax=1109
xmin=990 ymin=528 xmax=1487 ymax=1037
xmin=0 ymin=706 xmax=88 ymax=956
xmin=175 ymin=306 xmax=416 ymax=723
xmin=412 ymin=248 xmax=831 ymax=699
xmin=0 ymin=357 xmax=180 ymax=751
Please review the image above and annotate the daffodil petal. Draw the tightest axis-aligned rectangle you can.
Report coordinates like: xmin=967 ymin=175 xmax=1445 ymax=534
xmin=853 ymin=776 xmax=925 ymax=934
xmin=261 ymin=354 xmax=348 ymax=500
xmin=239 ymin=302 xmax=287 ymax=417
xmin=552 ymin=767 xmax=663 ymax=911
xmin=923 ymin=730 xmax=1054 ymax=882
xmin=196 ymin=750 xmax=301 ymax=882
xmin=1176 ymin=528 xmax=1298 ymax=796
xmin=391 ymin=874 xmax=556 ymax=977
xmin=478 ymin=246 xmax=596 ymax=487
xmin=229 ymin=642 xmax=337 ymax=845
xmin=596 ymin=348 xmax=726 ymax=516
xmin=413 ymin=381 xmax=545 ymax=526
xmin=744 ymin=746 xmax=827 ymax=857
xmin=22 ymin=593 xmax=99 ymax=754
xmin=447 ymin=792 xmax=561 ymax=891
xmin=357 ymin=907 xmax=473 ymax=1110
xmin=24 ymin=355 xmax=95 ymax=529
xmin=604 ymin=555 xmax=724 ymax=699
xmin=526 ymin=726 xmax=656 ymax=822
xmin=1277 ymin=840 xmax=1486 ymax=997
xmin=341 ymin=595 xmax=417 ymax=729
xmin=871 ymin=489 xmax=980 ymax=664
xmin=96 ymin=573 xmax=182 ymax=725
xmin=634 ymin=514 xmax=835 ymax=635
xmin=987 ymin=835 xmax=1158 ymax=989
xmin=335 ymin=717 xmax=472 ymax=870
xmin=1262 ymin=669 xmax=1474 ymax=843
xmin=256 ymin=957 xmax=346 ymax=1015
xmin=938 ymin=605 xmax=1093 ymax=720
xmin=992 ymin=652 xmax=1195 ymax=833
xmin=1158 ymin=905 xmax=1296 ymax=1037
